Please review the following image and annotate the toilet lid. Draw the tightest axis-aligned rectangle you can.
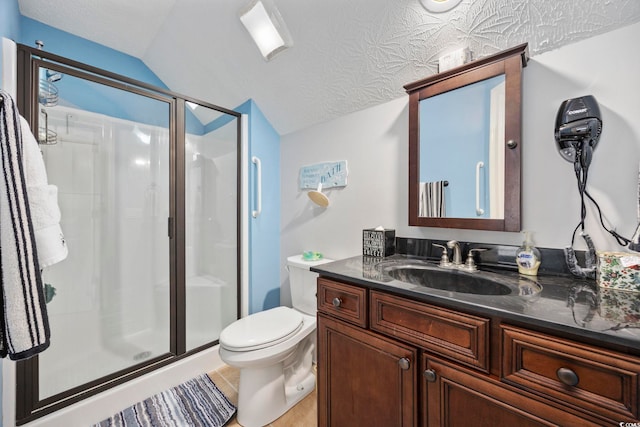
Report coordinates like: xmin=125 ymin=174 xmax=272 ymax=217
xmin=220 ymin=306 xmax=304 ymax=351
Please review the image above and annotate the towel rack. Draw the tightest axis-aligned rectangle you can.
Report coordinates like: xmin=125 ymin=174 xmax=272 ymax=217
xmin=252 ymin=156 xmax=262 ymax=218
xmin=475 ymin=161 xmax=484 ymax=216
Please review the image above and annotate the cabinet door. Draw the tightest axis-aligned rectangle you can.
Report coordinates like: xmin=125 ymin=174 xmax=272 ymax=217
xmin=318 ymin=313 xmax=417 ymax=427
xmin=422 ymin=357 xmax=601 ymax=427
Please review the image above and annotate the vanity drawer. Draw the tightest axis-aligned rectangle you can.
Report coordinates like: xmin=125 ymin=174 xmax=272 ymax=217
xmin=317 ymin=278 xmax=368 ymax=327
xmin=502 ymin=324 xmax=640 ymax=422
xmin=370 ymin=291 xmax=490 ymax=372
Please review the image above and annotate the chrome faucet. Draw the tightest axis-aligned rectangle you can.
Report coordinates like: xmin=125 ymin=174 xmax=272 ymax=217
xmin=447 ymin=240 xmax=462 ymax=266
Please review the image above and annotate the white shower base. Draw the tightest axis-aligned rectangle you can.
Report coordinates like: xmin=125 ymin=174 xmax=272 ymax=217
xmin=3 ymin=345 xmax=225 ymax=427
xmin=38 ymin=327 xmax=169 ymax=400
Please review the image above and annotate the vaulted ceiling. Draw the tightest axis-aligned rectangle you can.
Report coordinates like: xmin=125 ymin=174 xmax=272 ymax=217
xmin=17 ymin=0 xmax=640 ymax=135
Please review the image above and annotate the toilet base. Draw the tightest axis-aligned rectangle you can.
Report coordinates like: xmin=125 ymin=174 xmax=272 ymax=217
xmin=236 ymin=364 xmax=315 ymax=427
xmin=219 ymin=311 xmax=317 ymax=426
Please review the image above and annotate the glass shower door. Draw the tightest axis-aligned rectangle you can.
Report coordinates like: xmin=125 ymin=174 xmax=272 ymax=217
xmin=16 ymin=45 xmax=242 ymax=424
xmin=184 ymin=103 xmax=239 ymax=352
xmin=37 ymin=66 xmax=172 ymax=400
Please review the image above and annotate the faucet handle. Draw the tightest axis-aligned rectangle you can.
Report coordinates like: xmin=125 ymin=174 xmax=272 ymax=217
xmin=469 ymin=248 xmax=488 ymax=255
xmin=463 ymin=248 xmax=487 ymax=272
xmin=432 ymin=243 xmax=451 ymax=267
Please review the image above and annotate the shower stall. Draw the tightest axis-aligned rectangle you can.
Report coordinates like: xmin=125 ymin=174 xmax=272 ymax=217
xmin=13 ymin=45 xmax=240 ymax=424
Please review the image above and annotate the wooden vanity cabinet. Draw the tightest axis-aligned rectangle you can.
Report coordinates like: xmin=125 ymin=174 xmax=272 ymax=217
xmin=317 ymin=278 xmax=417 ymax=426
xmin=317 ymin=277 xmax=640 ymax=427
xmin=317 ymin=313 xmax=418 ymax=427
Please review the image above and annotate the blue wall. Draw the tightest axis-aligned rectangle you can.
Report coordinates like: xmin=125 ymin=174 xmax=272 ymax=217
xmin=236 ymin=100 xmax=281 ymax=314
xmin=21 ymin=17 xmax=176 ymax=129
xmin=0 ymin=0 xmax=20 ymax=42
xmin=20 ymin=17 xmax=167 ymax=88
xmin=20 ymin=18 xmax=215 ymax=133
xmin=0 ymin=0 xmax=21 ymax=93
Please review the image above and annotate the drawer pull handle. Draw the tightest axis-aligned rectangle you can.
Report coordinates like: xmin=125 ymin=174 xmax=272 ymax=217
xmin=332 ymin=297 xmax=342 ymax=308
xmin=423 ymin=369 xmax=437 ymax=382
xmin=398 ymin=358 xmax=411 ymax=370
xmin=556 ymin=367 xmax=579 ymax=386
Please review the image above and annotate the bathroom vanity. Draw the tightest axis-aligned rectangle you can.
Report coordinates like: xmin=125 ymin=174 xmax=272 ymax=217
xmin=314 ymin=255 xmax=640 ymax=426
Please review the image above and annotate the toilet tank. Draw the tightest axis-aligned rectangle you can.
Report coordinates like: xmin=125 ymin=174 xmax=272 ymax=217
xmin=287 ymin=254 xmax=334 ymax=315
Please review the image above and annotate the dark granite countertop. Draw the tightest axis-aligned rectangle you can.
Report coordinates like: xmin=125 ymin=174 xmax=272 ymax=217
xmin=312 ymin=254 xmax=640 ymax=352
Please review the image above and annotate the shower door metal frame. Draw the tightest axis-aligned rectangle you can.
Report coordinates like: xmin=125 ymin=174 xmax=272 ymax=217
xmin=14 ymin=44 xmax=242 ymax=425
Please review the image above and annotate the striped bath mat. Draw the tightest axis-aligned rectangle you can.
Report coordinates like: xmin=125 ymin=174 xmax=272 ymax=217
xmin=94 ymin=374 xmax=236 ymax=427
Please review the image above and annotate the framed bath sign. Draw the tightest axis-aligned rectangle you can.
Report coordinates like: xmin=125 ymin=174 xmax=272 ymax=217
xmin=299 ymin=160 xmax=348 ymax=189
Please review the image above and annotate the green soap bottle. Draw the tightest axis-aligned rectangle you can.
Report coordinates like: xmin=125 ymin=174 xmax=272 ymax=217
xmin=516 ymin=231 xmax=541 ymax=276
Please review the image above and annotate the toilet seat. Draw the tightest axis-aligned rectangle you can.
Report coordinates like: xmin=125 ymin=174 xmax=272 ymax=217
xmin=220 ymin=306 xmax=304 ymax=351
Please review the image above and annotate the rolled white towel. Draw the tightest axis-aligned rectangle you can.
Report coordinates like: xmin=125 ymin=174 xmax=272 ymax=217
xmin=20 ymin=117 xmax=48 ymax=184
xmin=27 ymin=184 xmax=67 ymax=267
xmin=26 ymin=184 xmax=61 ymax=227
xmin=20 ymin=116 xmax=68 ymax=268
xmin=34 ymin=222 xmax=67 ymax=268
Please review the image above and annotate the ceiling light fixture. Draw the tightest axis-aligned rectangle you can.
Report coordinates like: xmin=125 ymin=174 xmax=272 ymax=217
xmin=420 ymin=0 xmax=463 ymax=13
xmin=239 ymin=0 xmax=293 ymax=61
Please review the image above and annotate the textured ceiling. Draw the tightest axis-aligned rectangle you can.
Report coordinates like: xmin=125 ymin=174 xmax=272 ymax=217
xmin=17 ymin=0 xmax=640 ymax=135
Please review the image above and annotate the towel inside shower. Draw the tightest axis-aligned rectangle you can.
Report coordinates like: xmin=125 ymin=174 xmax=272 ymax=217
xmin=419 ymin=181 xmax=447 ymax=218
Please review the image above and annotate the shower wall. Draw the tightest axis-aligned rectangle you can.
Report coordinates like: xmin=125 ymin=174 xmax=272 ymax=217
xmin=37 ymin=104 xmax=238 ymax=399
xmin=39 ymin=105 xmax=172 ymax=398
xmin=184 ymin=126 xmax=238 ymax=350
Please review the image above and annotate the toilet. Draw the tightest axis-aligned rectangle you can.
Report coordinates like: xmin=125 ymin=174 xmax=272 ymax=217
xmin=218 ymin=254 xmax=333 ymax=427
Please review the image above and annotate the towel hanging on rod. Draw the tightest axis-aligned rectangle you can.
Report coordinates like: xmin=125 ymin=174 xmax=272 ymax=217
xmin=419 ymin=181 xmax=447 ymax=218
xmin=0 ymin=89 xmax=51 ymax=360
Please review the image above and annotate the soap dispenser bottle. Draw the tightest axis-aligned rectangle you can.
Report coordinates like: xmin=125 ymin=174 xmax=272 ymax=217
xmin=516 ymin=231 xmax=541 ymax=276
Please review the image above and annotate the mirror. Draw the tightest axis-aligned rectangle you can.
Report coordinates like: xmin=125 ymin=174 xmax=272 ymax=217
xmin=405 ymin=43 xmax=528 ymax=232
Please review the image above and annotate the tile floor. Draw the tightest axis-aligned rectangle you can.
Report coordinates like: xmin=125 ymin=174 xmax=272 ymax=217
xmin=208 ymin=364 xmax=317 ymax=427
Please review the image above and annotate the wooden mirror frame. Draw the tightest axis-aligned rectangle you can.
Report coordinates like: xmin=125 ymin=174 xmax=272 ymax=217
xmin=405 ymin=43 xmax=529 ymax=231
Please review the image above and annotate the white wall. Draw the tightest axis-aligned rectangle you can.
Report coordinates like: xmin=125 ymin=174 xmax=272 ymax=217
xmin=280 ymin=22 xmax=640 ymax=303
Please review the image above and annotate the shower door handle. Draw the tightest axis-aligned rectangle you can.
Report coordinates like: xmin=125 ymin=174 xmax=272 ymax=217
xmin=252 ymin=156 xmax=262 ymax=218
xmin=475 ymin=161 xmax=485 ymax=216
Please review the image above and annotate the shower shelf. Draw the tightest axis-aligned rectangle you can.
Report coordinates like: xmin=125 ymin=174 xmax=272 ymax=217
xmin=38 ymin=77 xmax=59 ymax=144
xmin=39 ymin=79 xmax=59 ymax=107
xmin=38 ymin=126 xmax=57 ymax=145
xmin=38 ymin=108 xmax=57 ymax=145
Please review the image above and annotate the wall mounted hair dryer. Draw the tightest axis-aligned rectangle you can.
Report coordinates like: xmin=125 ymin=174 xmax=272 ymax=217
xmin=555 ymin=95 xmax=636 ymax=277
xmin=555 ymin=95 xmax=602 ymax=167
xmin=555 ymin=95 xmax=603 ymax=278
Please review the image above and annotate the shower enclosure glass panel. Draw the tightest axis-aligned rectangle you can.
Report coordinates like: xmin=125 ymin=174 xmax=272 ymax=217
xmin=15 ymin=45 xmax=241 ymax=424
xmin=184 ymin=104 xmax=238 ymax=351
xmin=37 ymin=67 xmax=171 ymax=399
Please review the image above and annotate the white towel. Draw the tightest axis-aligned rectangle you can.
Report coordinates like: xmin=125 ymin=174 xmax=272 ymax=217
xmin=0 ymin=89 xmax=50 ymax=360
xmin=20 ymin=116 xmax=68 ymax=267
xmin=419 ymin=181 xmax=446 ymax=218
